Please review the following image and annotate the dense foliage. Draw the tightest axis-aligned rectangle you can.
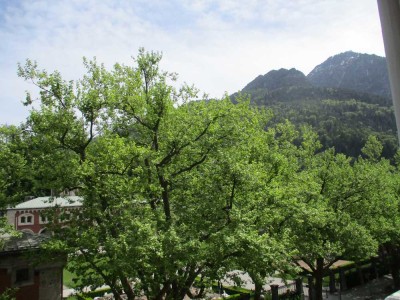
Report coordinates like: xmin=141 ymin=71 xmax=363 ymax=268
xmin=270 ymin=98 xmax=397 ymax=158
xmin=15 ymin=50 xmax=301 ymax=300
xmin=1 ymin=50 xmax=399 ymax=300
xmin=232 ymin=87 xmax=397 ymax=159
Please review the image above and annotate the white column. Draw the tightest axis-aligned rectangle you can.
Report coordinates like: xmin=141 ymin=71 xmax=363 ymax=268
xmin=377 ymin=0 xmax=400 ymax=143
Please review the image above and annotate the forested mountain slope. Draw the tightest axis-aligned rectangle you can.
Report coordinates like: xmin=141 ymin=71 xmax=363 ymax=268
xmin=232 ymin=52 xmax=398 ymax=158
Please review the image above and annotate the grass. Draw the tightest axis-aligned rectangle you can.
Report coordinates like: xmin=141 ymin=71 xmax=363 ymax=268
xmin=63 ymin=268 xmax=78 ymax=288
xmin=224 ymin=285 xmax=252 ymax=294
xmin=63 ymin=268 xmax=113 ymax=300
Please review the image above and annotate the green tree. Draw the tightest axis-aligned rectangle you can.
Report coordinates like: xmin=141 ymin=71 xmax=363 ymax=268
xmin=0 ymin=131 xmax=25 ymax=300
xmin=218 ymin=121 xmax=304 ymax=300
xmin=287 ymin=144 xmax=392 ymax=300
xmin=18 ymin=49 xmax=290 ymax=300
xmin=0 ymin=288 xmax=16 ymax=300
xmin=374 ymin=150 xmax=400 ymax=290
xmin=0 ymin=125 xmax=32 ymax=206
xmin=0 ymin=125 xmax=31 ymax=248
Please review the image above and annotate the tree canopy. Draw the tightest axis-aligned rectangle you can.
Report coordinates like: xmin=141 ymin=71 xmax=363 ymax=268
xmin=3 ymin=49 xmax=398 ymax=300
xmin=16 ymin=49 xmax=301 ymax=300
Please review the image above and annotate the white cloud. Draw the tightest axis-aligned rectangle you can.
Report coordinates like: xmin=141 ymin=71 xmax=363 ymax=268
xmin=0 ymin=0 xmax=386 ymax=124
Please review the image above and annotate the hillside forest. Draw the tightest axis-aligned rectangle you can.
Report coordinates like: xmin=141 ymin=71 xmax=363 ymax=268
xmin=232 ymin=51 xmax=398 ymax=159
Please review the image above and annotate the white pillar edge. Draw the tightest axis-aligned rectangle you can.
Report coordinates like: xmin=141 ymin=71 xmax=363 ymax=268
xmin=377 ymin=0 xmax=400 ymax=144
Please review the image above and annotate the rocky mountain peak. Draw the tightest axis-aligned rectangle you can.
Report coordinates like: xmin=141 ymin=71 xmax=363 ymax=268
xmin=307 ymin=51 xmax=391 ymax=98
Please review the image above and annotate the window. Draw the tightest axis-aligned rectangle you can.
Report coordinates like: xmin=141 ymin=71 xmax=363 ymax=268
xmin=40 ymin=214 xmax=49 ymax=224
xmin=15 ymin=268 xmax=30 ymax=283
xmin=13 ymin=267 xmax=34 ymax=287
xmin=59 ymin=211 xmax=71 ymax=222
xmin=18 ymin=213 xmax=34 ymax=225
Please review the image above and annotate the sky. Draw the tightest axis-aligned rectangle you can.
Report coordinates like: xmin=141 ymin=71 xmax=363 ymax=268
xmin=0 ymin=0 xmax=386 ymax=125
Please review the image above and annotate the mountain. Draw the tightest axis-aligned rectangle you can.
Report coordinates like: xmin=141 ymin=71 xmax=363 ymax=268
xmin=307 ymin=51 xmax=391 ymax=99
xmin=232 ymin=51 xmax=398 ymax=158
xmin=243 ymin=68 xmax=311 ymax=91
xmin=235 ymin=67 xmax=391 ymax=107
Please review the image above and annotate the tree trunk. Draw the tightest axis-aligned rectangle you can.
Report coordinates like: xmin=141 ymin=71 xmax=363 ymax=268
xmin=393 ymin=265 xmax=400 ymax=290
xmin=253 ymin=281 xmax=263 ymax=300
xmin=314 ymin=257 xmax=325 ymax=300
xmin=120 ymin=275 xmax=135 ymax=300
xmin=110 ymin=288 xmax=124 ymax=300
xmin=165 ymin=281 xmax=184 ymax=300
xmin=248 ymin=272 xmax=264 ymax=300
xmin=158 ymin=173 xmax=171 ymax=221
xmin=388 ymin=244 xmax=400 ymax=289
xmin=155 ymin=281 xmax=170 ymax=300
xmin=391 ymin=250 xmax=400 ymax=289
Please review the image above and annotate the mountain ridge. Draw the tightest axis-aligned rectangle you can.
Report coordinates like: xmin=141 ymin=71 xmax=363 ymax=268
xmin=243 ymin=68 xmax=311 ymax=92
xmin=239 ymin=51 xmax=391 ymax=101
xmin=307 ymin=51 xmax=391 ymax=99
xmin=231 ymin=51 xmax=397 ymax=159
